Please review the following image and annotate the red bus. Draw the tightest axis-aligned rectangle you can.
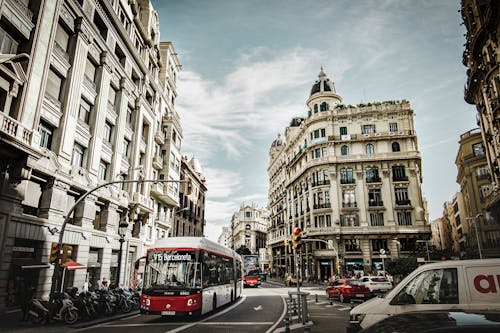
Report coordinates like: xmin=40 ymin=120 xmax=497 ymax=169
xmin=242 ymin=255 xmax=261 ymax=287
xmin=140 ymin=237 xmax=242 ymax=317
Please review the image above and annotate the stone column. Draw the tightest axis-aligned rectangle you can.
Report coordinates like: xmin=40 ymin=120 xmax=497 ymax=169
xmin=73 ymin=195 xmax=96 ymax=228
xmin=38 ymin=179 xmax=69 ymax=220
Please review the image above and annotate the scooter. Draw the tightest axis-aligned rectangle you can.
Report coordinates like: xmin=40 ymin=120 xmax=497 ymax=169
xmin=26 ymin=292 xmax=79 ymax=325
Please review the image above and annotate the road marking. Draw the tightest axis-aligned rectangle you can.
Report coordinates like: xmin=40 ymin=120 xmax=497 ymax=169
xmin=338 ymin=307 xmax=351 ymax=311
xmin=254 ymin=305 xmax=263 ymax=311
xmin=264 ymin=295 xmax=287 ymax=333
xmin=164 ymin=295 xmax=246 ymax=333
xmin=201 ymin=322 xmax=274 ymax=325
xmin=121 ymin=314 xmax=141 ymax=320
xmin=273 ymin=321 xmax=314 ymax=333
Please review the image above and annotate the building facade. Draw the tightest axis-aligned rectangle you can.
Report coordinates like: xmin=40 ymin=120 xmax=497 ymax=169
xmin=173 ymin=156 xmax=207 ymax=237
xmin=230 ymin=204 xmax=268 ymax=255
xmin=456 ymin=128 xmax=500 ymax=258
xmin=461 ymin=0 xmax=500 ymax=223
xmin=267 ymin=69 xmax=431 ymax=280
xmin=217 ymin=226 xmax=231 ymax=248
xmin=0 ymin=0 xmax=184 ymax=312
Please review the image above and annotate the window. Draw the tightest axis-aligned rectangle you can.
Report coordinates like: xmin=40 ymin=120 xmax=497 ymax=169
xmin=311 ymin=129 xmax=326 ymax=139
xmin=371 ymin=239 xmax=387 ymax=252
xmin=79 ymin=98 xmax=92 ymax=124
xmin=46 ymin=68 xmax=64 ymax=102
xmin=123 ymin=138 xmax=130 ymax=157
xmin=340 ymin=168 xmax=354 ymax=184
xmin=320 ymin=102 xmax=329 ymax=111
xmin=340 ymin=145 xmax=349 ymax=156
xmin=345 ymin=239 xmax=360 ymax=252
xmin=103 ymin=121 xmax=113 ymax=143
xmin=314 ymin=104 xmax=318 ymax=113
xmin=54 ymin=23 xmax=70 ymax=53
xmin=361 ymin=124 xmax=376 ymax=134
xmin=472 ymin=143 xmax=484 ymax=156
xmin=396 ymin=268 xmax=458 ymax=304
xmin=126 ymin=106 xmax=134 ymax=126
xmin=245 ymin=211 xmax=252 ymax=218
xmin=342 ymin=189 xmax=356 ymax=206
xmin=108 ymin=86 xmax=117 ymax=107
xmin=392 ymin=165 xmax=407 ymax=181
xmin=98 ymin=160 xmax=108 ymax=180
xmin=392 ymin=142 xmax=401 ymax=152
xmin=368 ymin=188 xmax=382 ymax=206
xmin=397 ymin=211 xmax=412 ymax=226
xmin=395 ymin=188 xmax=409 ymax=204
xmin=39 ymin=121 xmax=53 ymax=150
xmin=399 ymin=238 xmax=416 ymax=251
xmin=340 ymin=214 xmax=359 ymax=227
xmin=370 ymin=212 xmax=384 ymax=226
xmin=389 ymin=122 xmax=398 ymax=132
xmin=340 ymin=127 xmax=347 ymax=135
xmin=84 ymin=58 xmax=96 ymax=82
xmin=0 ymin=27 xmax=19 ymax=54
xmin=366 ymin=144 xmax=375 ymax=154
xmin=366 ymin=167 xmax=380 ymax=183
xmin=72 ymin=143 xmax=85 ymax=167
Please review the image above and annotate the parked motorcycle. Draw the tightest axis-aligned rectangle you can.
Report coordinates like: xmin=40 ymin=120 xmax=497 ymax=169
xmin=26 ymin=291 xmax=79 ymax=325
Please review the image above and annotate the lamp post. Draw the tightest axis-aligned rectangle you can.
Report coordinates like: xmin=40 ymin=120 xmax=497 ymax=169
xmin=416 ymin=240 xmax=430 ymax=262
xmin=49 ymin=178 xmax=186 ymax=307
xmin=466 ymin=214 xmax=483 ymax=259
xmin=116 ymin=215 xmax=129 ymax=288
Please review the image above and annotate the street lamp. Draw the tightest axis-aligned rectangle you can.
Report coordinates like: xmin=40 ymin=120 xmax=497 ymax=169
xmin=116 ymin=215 xmax=129 ymax=287
xmin=466 ymin=214 xmax=483 ymax=259
xmin=416 ymin=240 xmax=430 ymax=262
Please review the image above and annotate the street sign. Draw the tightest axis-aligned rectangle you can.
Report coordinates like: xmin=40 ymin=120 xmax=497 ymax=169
xmin=379 ymin=248 xmax=386 ymax=255
xmin=379 ymin=254 xmax=387 ymax=258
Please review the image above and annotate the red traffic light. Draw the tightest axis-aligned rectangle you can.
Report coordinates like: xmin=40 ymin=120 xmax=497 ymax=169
xmin=293 ymin=227 xmax=302 ymax=235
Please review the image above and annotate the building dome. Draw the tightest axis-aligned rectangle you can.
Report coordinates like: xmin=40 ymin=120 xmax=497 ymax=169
xmin=310 ymin=67 xmax=337 ymax=97
xmin=271 ymin=133 xmax=284 ymax=147
xmin=189 ymin=156 xmax=203 ymax=174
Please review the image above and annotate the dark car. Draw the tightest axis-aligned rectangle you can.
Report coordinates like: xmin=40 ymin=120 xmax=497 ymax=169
xmin=326 ymin=279 xmax=370 ymax=303
xmin=359 ymin=311 xmax=500 ymax=333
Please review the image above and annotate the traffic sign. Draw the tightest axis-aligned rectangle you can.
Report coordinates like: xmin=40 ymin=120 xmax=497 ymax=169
xmin=379 ymin=248 xmax=386 ymax=255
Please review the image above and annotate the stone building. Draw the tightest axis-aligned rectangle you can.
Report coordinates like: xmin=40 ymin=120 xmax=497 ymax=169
xmin=461 ymin=0 xmax=500 ymax=223
xmin=172 ymin=156 xmax=207 ymax=237
xmin=0 ymin=0 xmax=183 ymax=311
xmin=217 ymin=226 xmax=232 ymax=248
xmin=267 ymin=69 xmax=431 ymax=279
xmin=230 ymin=204 xmax=268 ymax=255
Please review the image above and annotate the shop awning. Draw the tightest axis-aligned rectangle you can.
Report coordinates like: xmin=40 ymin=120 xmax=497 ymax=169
xmin=13 ymin=258 xmax=50 ymax=270
xmin=62 ymin=260 xmax=87 ymax=271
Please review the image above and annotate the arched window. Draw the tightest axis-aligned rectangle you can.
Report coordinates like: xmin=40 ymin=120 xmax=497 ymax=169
xmin=366 ymin=144 xmax=375 ymax=155
xmin=392 ymin=142 xmax=400 ymax=152
xmin=314 ymin=104 xmax=318 ymax=113
xmin=341 ymin=145 xmax=349 ymax=156
xmin=320 ymin=102 xmax=329 ymax=111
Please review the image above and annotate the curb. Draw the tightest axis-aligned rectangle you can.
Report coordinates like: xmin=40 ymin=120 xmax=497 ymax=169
xmin=69 ymin=310 xmax=140 ymax=329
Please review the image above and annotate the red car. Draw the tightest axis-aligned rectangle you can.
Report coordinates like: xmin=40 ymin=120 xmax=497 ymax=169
xmin=326 ymin=279 xmax=370 ymax=303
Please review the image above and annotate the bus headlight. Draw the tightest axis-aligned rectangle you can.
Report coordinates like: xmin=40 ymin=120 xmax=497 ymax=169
xmin=145 ymin=298 xmax=150 ymax=306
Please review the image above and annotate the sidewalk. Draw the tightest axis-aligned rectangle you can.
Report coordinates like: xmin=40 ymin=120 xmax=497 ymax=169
xmin=0 ymin=307 xmax=139 ymax=332
xmin=267 ymin=277 xmax=328 ymax=288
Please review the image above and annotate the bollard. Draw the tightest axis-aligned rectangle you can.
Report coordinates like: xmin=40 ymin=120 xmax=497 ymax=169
xmin=315 ymin=294 xmax=318 ymax=303
xmin=304 ymin=323 xmax=311 ymax=332
xmin=329 ymin=297 xmax=333 ymax=305
xmin=284 ymin=315 xmax=290 ymax=333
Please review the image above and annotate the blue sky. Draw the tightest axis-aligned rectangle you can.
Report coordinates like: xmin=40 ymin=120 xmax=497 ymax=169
xmin=152 ymin=0 xmax=476 ymax=242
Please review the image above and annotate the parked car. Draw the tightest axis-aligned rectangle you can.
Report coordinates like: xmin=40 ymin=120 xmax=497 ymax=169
xmin=359 ymin=276 xmax=393 ymax=293
xmin=326 ymin=279 xmax=370 ymax=303
xmin=285 ymin=275 xmax=302 ymax=286
xmin=348 ymin=258 xmax=500 ymax=332
xmin=359 ymin=310 xmax=500 ymax=333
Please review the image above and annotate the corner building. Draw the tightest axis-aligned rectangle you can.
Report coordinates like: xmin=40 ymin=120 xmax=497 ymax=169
xmin=0 ymin=0 xmax=183 ymax=311
xmin=267 ymin=70 xmax=431 ymax=279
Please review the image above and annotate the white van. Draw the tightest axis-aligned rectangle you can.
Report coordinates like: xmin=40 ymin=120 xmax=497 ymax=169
xmin=348 ymin=259 xmax=500 ymax=332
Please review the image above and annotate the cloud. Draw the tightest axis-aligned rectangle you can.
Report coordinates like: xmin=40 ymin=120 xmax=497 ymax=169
xmin=203 ymin=167 xmax=242 ymax=198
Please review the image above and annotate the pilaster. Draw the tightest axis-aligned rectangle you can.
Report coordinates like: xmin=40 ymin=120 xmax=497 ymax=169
xmin=38 ymin=178 xmax=70 ymax=219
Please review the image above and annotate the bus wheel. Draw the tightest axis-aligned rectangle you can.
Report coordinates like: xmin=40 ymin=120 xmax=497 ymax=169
xmin=212 ymin=295 xmax=217 ymax=311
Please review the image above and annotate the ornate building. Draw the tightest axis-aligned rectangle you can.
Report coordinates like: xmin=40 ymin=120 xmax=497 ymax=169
xmin=173 ymin=156 xmax=207 ymax=237
xmin=230 ymin=204 xmax=268 ymax=255
xmin=0 ymin=0 xmax=184 ymax=312
xmin=267 ymin=69 xmax=431 ymax=279
xmin=462 ymin=0 xmax=500 ymax=223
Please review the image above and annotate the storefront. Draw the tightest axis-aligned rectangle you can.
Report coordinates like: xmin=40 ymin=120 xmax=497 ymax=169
xmin=6 ymin=239 xmax=48 ymax=308
xmin=344 ymin=259 xmax=364 ymax=276
xmin=318 ymin=259 xmax=332 ymax=281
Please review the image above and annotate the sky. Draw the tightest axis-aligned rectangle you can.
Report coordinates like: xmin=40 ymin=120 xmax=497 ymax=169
xmin=152 ymin=0 xmax=476 ymax=242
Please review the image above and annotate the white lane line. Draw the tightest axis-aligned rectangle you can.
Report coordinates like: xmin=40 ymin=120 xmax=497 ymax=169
xmin=338 ymin=307 xmax=351 ymax=311
xmin=264 ymin=295 xmax=287 ymax=333
xmin=201 ymin=322 xmax=274 ymax=326
xmin=102 ymin=323 xmax=183 ymax=327
xmin=121 ymin=314 xmax=141 ymax=320
xmin=164 ymin=295 xmax=246 ymax=333
xmin=273 ymin=321 xmax=314 ymax=333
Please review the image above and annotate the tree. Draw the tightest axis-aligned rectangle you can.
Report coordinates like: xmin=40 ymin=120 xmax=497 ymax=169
xmin=235 ymin=245 xmax=251 ymax=256
xmin=386 ymin=257 xmax=418 ymax=277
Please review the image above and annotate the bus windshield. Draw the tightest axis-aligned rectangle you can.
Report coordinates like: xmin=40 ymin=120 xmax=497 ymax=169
xmin=143 ymin=250 xmax=201 ymax=294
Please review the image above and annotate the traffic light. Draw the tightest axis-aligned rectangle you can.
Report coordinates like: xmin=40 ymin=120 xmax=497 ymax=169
xmin=292 ymin=227 xmax=302 ymax=250
xmin=49 ymin=242 xmax=59 ymax=264
xmin=284 ymin=239 xmax=289 ymax=246
xmin=61 ymin=244 xmax=73 ymax=264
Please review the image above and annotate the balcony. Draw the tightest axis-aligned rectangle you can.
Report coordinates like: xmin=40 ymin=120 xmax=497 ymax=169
xmin=152 ymin=155 xmax=164 ymax=169
xmin=131 ymin=192 xmax=154 ymax=213
xmin=312 ymin=180 xmax=331 ymax=187
xmin=366 ymin=176 xmax=381 ymax=183
xmin=393 ymin=176 xmax=409 ymax=182
xmin=313 ymin=203 xmax=331 ymax=210
xmin=340 ymin=178 xmax=356 ymax=185
xmin=0 ymin=112 xmax=32 ymax=147
xmin=368 ymin=200 xmax=384 ymax=207
xmin=395 ymin=199 xmax=412 ymax=206
xmin=155 ymin=130 xmax=165 ymax=144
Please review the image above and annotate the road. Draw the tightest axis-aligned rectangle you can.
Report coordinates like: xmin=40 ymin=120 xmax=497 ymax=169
xmin=4 ymin=281 xmax=353 ymax=333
